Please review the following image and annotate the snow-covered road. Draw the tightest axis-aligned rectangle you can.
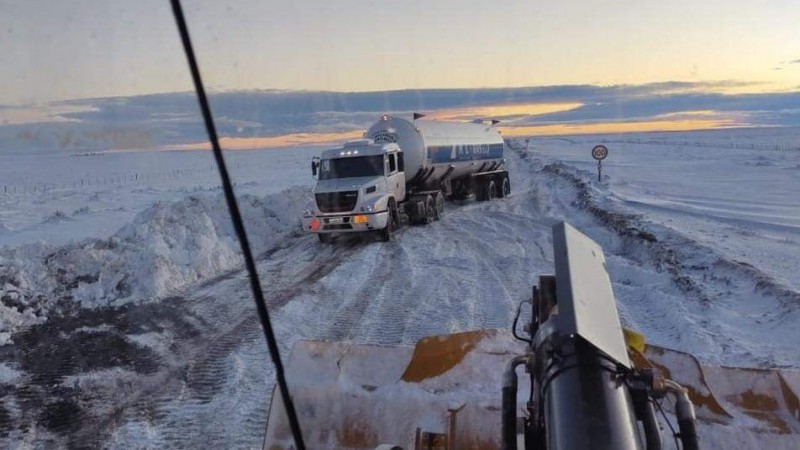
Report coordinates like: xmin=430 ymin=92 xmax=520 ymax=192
xmin=1 ymin=133 xmax=799 ymax=448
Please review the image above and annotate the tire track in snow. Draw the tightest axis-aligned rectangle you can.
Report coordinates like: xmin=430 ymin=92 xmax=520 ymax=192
xmin=112 ymin=237 xmax=364 ymax=448
xmin=441 ymin=209 xmax=549 ymax=330
xmin=318 ymin=242 xmax=399 ymax=342
xmin=346 ymin=239 xmax=418 ymax=345
xmin=0 ymin=235 xmax=364 ymax=449
xmin=327 ymin=187 xmax=554 ymax=346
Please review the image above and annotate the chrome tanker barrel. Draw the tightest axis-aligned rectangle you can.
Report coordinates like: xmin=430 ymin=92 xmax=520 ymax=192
xmin=366 ymin=115 xmax=504 ymax=190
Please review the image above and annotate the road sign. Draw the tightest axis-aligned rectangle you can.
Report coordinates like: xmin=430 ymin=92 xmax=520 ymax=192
xmin=592 ymin=145 xmax=608 ymax=182
xmin=591 ymin=145 xmax=608 ymax=161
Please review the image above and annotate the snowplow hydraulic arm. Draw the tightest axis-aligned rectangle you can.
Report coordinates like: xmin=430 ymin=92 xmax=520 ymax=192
xmin=504 ymin=222 xmax=699 ymax=450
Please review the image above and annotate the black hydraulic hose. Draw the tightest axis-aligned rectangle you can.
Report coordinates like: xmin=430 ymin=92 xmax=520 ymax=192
xmin=169 ymin=2 xmax=306 ymax=449
xmin=641 ymin=400 xmax=662 ymax=450
xmin=512 ymin=300 xmax=532 ymax=344
xmin=678 ymin=418 xmax=699 ymax=450
xmin=502 ymin=355 xmax=529 ymax=450
xmin=666 ymin=380 xmax=699 ymax=450
xmin=631 ymin=387 xmax=662 ymax=450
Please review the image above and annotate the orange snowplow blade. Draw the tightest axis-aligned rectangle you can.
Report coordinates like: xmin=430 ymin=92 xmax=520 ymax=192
xmin=264 ymin=330 xmax=800 ymax=449
xmin=635 ymin=344 xmax=800 ymax=447
xmin=264 ymin=330 xmax=524 ymax=450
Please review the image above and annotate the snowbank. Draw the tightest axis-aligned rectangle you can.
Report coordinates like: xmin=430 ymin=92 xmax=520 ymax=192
xmin=0 ymin=186 xmax=311 ymax=339
xmin=507 ymin=138 xmax=800 ymax=369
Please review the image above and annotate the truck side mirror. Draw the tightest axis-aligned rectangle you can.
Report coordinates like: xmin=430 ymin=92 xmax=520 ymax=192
xmin=311 ymin=158 xmax=319 ymax=177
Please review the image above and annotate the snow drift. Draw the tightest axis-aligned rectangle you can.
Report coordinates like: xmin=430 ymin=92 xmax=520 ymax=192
xmin=0 ymin=186 xmax=311 ymax=340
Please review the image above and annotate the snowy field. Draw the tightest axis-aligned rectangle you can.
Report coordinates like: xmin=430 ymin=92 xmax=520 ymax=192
xmin=0 ymin=127 xmax=799 ymax=448
xmin=0 ymin=146 xmax=321 ymax=247
xmin=532 ymin=127 xmax=800 ymax=294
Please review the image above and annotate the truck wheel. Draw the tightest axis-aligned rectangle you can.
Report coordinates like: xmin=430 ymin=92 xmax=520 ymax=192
xmin=381 ymin=202 xmax=396 ymax=242
xmin=318 ymin=233 xmax=332 ymax=244
xmin=451 ymin=181 xmax=468 ymax=201
xmin=487 ymin=180 xmax=497 ymax=200
xmin=424 ymin=196 xmax=436 ymax=224
xmin=434 ymin=192 xmax=445 ymax=220
xmin=476 ymin=181 xmax=487 ymax=201
xmin=499 ymin=177 xmax=511 ymax=198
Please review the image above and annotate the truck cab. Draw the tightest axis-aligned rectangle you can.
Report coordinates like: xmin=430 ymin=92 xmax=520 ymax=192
xmin=303 ymin=139 xmax=405 ymax=241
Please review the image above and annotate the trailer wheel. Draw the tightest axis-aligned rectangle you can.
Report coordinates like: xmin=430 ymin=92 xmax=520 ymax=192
xmin=499 ymin=176 xmax=511 ymax=198
xmin=450 ymin=180 xmax=469 ymax=201
xmin=424 ymin=196 xmax=436 ymax=224
xmin=434 ymin=192 xmax=445 ymax=220
xmin=487 ymin=180 xmax=497 ymax=200
xmin=318 ymin=233 xmax=332 ymax=244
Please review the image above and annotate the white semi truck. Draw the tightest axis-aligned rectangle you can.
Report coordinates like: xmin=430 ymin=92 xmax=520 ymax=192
xmin=302 ymin=115 xmax=509 ymax=242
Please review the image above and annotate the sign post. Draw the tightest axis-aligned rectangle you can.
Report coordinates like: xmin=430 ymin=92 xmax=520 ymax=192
xmin=591 ymin=145 xmax=608 ymax=182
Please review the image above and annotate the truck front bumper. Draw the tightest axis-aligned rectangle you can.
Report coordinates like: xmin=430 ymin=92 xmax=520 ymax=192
xmin=303 ymin=211 xmax=389 ymax=234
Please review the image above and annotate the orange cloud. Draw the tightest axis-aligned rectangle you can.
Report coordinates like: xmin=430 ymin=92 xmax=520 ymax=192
xmin=163 ymin=108 xmax=751 ymax=151
xmin=427 ymin=102 xmax=583 ymax=121
xmin=499 ymin=117 xmax=742 ymax=137
xmin=164 ymin=130 xmax=364 ymax=150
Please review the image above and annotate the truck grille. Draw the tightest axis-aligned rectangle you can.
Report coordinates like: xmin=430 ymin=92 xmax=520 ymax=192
xmin=370 ymin=130 xmax=398 ymax=144
xmin=315 ymin=191 xmax=359 ymax=213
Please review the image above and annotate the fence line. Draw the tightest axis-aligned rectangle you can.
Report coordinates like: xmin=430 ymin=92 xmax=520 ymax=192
xmin=593 ymin=138 xmax=800 ymax=152
xmin=0 ymin=162 xmax=249 ymax=198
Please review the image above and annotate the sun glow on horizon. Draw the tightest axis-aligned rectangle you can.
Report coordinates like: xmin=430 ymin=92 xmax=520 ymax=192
xmin=164 ymin=130 xmax=365 ymax=151
xmin=498 ymin=118 xmax=744 ymax=138
xmin=163 ymin=107 xmax=754 ymax=151
xmin=427 ymin=102 xmax=584 ymax=121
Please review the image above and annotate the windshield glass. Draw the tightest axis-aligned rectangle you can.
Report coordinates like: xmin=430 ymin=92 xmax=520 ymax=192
xmin=1 ymin=1 xmax=799 ymax=449
xmin=319 ymin=155 xmax=384 ymax=179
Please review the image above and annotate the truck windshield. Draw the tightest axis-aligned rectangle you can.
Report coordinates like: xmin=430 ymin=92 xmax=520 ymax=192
xmin=319 ymin=155 xmax=384 ymax=179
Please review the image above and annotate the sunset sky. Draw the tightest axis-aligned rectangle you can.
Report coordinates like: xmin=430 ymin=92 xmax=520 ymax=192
xmin=1 ymin=0 xmax=799 ymax=147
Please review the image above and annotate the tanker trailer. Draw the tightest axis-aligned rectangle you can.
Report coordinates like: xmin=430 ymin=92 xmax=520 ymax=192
xmin=302 ymin=115 xmax=509 ymax=242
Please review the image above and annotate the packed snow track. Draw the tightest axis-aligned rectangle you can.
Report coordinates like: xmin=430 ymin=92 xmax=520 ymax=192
xmin=1 ymin=136 xmax=799 ymax=449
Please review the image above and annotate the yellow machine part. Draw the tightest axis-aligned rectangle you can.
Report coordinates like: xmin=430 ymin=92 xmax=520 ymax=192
xmin=264 ymin=330 xmax=800 ymax=450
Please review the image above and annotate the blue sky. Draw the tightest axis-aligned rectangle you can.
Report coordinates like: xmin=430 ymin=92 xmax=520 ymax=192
xmin=2 ymin=0 xmax=799 ymax=104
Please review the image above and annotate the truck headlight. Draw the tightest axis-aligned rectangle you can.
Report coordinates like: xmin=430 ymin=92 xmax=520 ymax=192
xmin=303 ymin=209 xmax=314 ymax=217
xmin=360 ymin=205 xmax=375 ymax=213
